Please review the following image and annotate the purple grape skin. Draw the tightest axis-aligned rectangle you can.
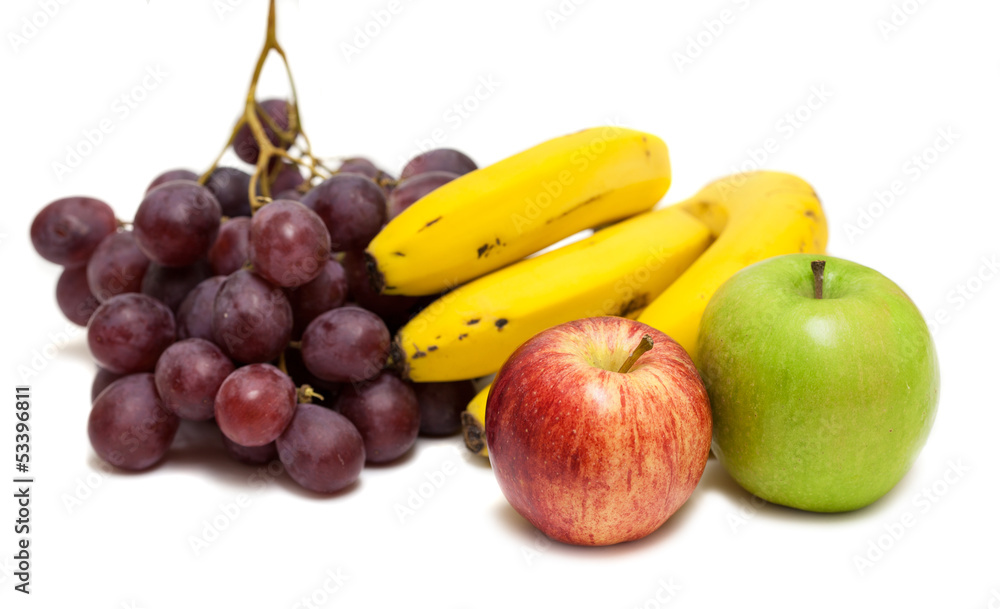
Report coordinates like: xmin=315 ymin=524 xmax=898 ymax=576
xmin=87 ymin=293 xmax=176 ymax=375
xmin=31 ymin=197 xmax=117 ymax=267
xmin=208 ymin=217 xmax=251 ymax=276
xmin=133 ymin=181 xmax=222 ymax=267
xmin=338 ymin=157 xmax=379 ymax=179
xmin=56 ymin=265 xmax=100 ymax=326
xmin=336 ymin=373 xmax=420 ymax=464
xmin=91 ymin=367 xmax=123 ymax=403
xmin=301 ymin=307 xmax=390 ymax=383
xmin=288 ymin=259 xmax=349 ymax=338
xmin=88 ymin=373 xmax=180 ymax=470
xmin=176 ymin=276 xmax=225 ymax=341
xmin=233 ymin=99 xmax=293 ymax=165
xmin=387 ymin=171 xmax=458 ymax=220
xmin=205 ymin=167 xmax=252 ymax=218
xmin=146 ymin=169 xmax=198 ymax=193
xmin=221 ymin=433 xmax=278 ymax=465
xmin=301 ymin=174 xmax=387 ymax=251
xmin=154 ymin=338 xmax=235 ymax=421
xmin=339 ymin=157 xmax=394 ymax=190
xmin=214 ymin=363 xmax=296 ymax=447
xmin=211 ymin=270 xmax=293 ymax=364
xmin=399 ymin=148 xmax=477 ymax=180
xmin=341 ymin=250 xmax=433 ymax=331
xmin=270 ymin=161 xmax=305 ymax=195
xmin=277 ymin=403 xmax=365 ymax=493
xmin=86 ymin=231 xmax=150 ymax=302
xmin=411 ymin=380 xmax=477 ymax=436
xmin=249 ymin=200 xmax=330 ymax=288
xmin=141 ymin=259 xmax=213 ymax=312
xmin=274 ymin=189 xmax=304 ymax=202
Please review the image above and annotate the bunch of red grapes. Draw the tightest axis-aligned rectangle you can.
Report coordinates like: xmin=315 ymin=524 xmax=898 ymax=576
xmin=31 ymin=98 xmax=480 ymax=494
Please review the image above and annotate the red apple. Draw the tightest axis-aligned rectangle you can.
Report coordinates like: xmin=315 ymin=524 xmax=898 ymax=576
xmin=485 ymin=317 xmax=711 ymax=546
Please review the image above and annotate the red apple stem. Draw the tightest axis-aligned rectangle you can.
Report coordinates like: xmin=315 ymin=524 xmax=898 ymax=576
xmin=812 ymin=260 xmax=826 ymax=299
xmin=618 ymin=334 xmax=654 ymax=374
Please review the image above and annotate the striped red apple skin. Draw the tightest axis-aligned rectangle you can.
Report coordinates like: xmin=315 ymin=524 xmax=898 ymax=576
xmin=486 ymin=317 xmax=711 ymax=546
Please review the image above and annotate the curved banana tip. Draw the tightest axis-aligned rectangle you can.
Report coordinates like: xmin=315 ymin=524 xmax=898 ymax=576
xmin=364 ymin=250 xmax=385 ymax=293
xmin=461 ymin=411 xmax=488 ymax=457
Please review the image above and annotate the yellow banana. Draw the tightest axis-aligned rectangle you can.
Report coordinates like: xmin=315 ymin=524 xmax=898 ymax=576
xmin=461 ymin=384 xmax=490 ymax=457
xmin=366 ymin=126 xmax=672 ymax=295
xmin=638 ymin=171 xmax=828 ymax=362
xmin=390 ymin=206 xmax=712 ymax=381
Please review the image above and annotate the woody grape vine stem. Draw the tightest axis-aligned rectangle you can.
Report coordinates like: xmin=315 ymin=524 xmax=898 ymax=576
xmin=198 ymin=0 xmax=335 ymax=214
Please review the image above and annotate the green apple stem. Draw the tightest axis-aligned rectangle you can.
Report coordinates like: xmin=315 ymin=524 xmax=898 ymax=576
xmin=618 ymin=334 xmax=654 ymax=374
xmin=812 ymin=260 xmax=826 ymax=299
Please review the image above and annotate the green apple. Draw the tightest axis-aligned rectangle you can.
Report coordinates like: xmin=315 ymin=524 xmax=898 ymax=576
xmin=698 ymin=254 xmax=939 ymax=512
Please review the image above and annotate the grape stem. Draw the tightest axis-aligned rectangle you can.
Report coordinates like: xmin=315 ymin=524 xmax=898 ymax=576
xmin=198 ymin=0 xmax=336 ymax=213
xmin=297 ymin=385 xmax=324 ymax=404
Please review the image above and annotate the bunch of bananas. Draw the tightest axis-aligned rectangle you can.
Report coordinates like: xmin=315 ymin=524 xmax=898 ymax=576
xmin=365 ymin=126 xmax=828 ymax=457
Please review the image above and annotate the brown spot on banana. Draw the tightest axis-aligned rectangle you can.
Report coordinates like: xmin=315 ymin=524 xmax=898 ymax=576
xmin=418 ymin=216 xmax=443 ymax=232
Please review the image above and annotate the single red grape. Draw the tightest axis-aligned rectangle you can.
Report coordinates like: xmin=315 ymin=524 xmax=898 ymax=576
xmin=31 ymin=197 xmax=117 ymax=267
xmin=336 ymin=372 xmax=420 ymax=463
xmin=302 ymin=174 xmax=386 ymax=251
xmin=277 ymin=403 xmax=365 ymax=493
xmin=86 ymin=230 xmax=150 ymax=302
xmin=205 ymin=167 xmax=252 ymax=217
xmin=215 ymin=363 xmax=296 ymax=447
xmin=87 ymin=293 xmax=176 ymax=374
xmin=338 ymin=157 xmax=379 ymax=179
xmin=146 ymin=169 xmax=198 ymax=193
xmin=400 ymin=148 xmax=476 ymax=180
xmin=211 ymin=270 xmax=293 ymax=364
xmin=249 ymin=199 xmax=330 ymax=288
xmin=301 ymin=307 xmax=390 ymax=383
xmin=88 ymin=373 xmax=180 ymax=470
xmin=155 ymin=338 xmax=235 ymax=421
xmin=133 ymin=181 xmax=221 ymax=267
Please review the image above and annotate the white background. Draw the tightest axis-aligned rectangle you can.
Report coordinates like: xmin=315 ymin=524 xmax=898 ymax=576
xmin=2 ymin=0 xmax=999 ymax=607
